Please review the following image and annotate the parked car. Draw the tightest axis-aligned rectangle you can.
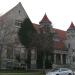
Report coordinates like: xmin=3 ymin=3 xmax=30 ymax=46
xmin=46 ymin=68 xmax=74 ymax=75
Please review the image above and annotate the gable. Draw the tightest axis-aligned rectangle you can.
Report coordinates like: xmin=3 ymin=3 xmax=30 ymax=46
xmin=0 ymin=2 xmax=28 ymax=20
xmin=0 ymin=2 xmax=29 ymax=44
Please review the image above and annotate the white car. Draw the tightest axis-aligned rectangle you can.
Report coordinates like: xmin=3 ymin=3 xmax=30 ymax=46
xmin=46 ymin=68 xmax=74 ymax=75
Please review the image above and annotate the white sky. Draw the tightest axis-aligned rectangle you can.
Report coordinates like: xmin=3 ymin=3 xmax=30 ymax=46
xmin=0 ymin=0 xmax=75 ymax=31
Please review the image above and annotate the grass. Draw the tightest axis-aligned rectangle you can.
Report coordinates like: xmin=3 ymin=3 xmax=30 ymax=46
xmin=0 ymin=69 xmax=46 ymax=75
xmin=0 ymin=72 xmax=45 ymax=75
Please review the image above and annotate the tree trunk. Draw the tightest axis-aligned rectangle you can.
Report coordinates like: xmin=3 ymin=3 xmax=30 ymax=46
xmin=43 ymin=52 xmax=46 ymax=74
xmin=27 ymin=49 xmax=31 ymax=69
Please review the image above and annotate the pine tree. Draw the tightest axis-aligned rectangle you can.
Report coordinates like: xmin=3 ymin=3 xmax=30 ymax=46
xmin=18 ymin=18 xmax=35 ymax=48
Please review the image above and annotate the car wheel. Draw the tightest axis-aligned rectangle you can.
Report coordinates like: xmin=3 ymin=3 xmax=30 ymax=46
xmin=68 ymin=73 xmax=72 ymax=75
xmin=56 ymin=74 xmax=59 ymax=75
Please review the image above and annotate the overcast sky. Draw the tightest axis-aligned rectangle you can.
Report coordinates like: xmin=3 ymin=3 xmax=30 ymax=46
xmin=0 ymin=0 xmax=75 ymax=31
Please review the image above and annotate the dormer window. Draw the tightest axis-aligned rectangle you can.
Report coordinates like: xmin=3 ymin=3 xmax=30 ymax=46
xmin=45 ymin=24 xmax=49 ymax=29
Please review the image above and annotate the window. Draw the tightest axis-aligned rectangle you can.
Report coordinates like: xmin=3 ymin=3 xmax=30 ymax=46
xmin=68 ymin=43 xmax=70 ymax=48
xmin=31 ymin=49 xmax=36 ymax=60
xmin=15 ymin=20 xmax=22 ymax=28
xmin=73 ymin=56 xmax=75 ymax=62
xmin=53 ymin=38 xmax=60 ymax=42
xmin=19 ymin=10 xmax=20 ymax=14
xmin=7 ymin=47 xmax=13 ymax=59
xmin=44 ymin=25 xmax=50 ymax=31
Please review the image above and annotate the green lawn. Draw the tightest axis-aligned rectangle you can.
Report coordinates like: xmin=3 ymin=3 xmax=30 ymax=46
xmin=0 ymin=72 xmax=45 ymax=75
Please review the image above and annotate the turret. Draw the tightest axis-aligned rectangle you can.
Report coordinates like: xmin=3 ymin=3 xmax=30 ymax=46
xmin=67 ymin=22 xmax=75 ymax=32
xmin=66 ymin=22 xmax=75 ymax=66
xmin=67 ymin=22 xmax=75 ymax=39
xmin=39 ymin=13 xmax=53 ymax=32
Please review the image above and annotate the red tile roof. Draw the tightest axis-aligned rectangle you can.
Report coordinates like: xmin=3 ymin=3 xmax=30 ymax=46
xmin=54 ymin=28 xmax=66 ymax=40
xmin=39 ymin=13 xmax=52 ymax=24
xmin=32 ymin=23 xmax=66 ymax=49
xmin=53 ymin=28 xmax=66 ymax=49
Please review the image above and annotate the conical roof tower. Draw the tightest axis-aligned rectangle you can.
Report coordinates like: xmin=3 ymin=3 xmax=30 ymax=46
xmin=39 ymin=13 xmax=52 ymax=24
xmin=67 ymin=22 xmax=75 ymax=31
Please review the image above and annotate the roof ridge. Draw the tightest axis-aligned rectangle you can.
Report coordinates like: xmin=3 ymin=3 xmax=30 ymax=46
xmin=54 ymin=28 xmax=65 ymax=32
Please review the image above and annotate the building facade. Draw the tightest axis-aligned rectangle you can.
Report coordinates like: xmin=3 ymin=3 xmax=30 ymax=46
xmin=0 ymin=2 xmax=74 ymax=69
xmin=0 ymin=2 xmax=28 ymax=69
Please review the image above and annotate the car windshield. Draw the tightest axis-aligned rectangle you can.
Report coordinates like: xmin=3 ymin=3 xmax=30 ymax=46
xmin=51 ymin=68 xmax=59 ymax=72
